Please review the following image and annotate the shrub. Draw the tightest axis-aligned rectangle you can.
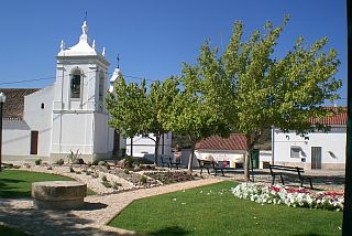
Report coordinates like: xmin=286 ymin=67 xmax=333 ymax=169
xmin=23 ymin=163 xmax=31 ymax=169
xmin=140 ymin=176 xmax=148 ymax=184
xmin=67 ymin=149 xmax=81 ymax=164
xmin=74 ymin=158 xmax=85 ymax=165
xmin=123 ymin=169 xmax=130 ymax=174
xmin=101 ymin=175 xmax=108 ymax=182
xmin=123 ymin=156 xmax=137 ymax=170
xmin=98 ymin=161 xmax=107 ymax=166
xmin=102 ymin=181 xmax=112 ymax=188
xmin=92 ymin=160 xmax=100 ymax=165
xmin=69 ymin=166 xmax=75 ymax=173
xmin=56 ymin=159 xmax=65 ymax=166
xmin=111 ymin=182 xmax=122 ymax=190
xmin=35 ymin=159 xmax=42 ymax=165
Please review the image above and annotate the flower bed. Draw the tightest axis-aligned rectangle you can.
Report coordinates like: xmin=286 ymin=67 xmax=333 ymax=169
xmin=232 ymin=183 xmax=344 ymax=211
xmin=144 ymin=171 xmax=196 ymax=184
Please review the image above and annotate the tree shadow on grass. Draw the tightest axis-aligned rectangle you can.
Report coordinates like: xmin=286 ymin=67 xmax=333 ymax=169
xmin=0 ymin=179 xmax=29 ymax=198
xmin=293 ymin=233 xmax=322 ymax=236
xmin=148 ymin=226 xmax=190 ymax=236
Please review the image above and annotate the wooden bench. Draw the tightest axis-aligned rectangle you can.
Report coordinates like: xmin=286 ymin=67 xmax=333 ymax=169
xmin=169 ymin=157 xmax=181 ymax=170
xmin=269 ymin=164 xmax=313 ymax=189
xmin=160 ymin=155 xmax=171 ymax=168
xmin=197 ymin=159 xmax=230 ymax=176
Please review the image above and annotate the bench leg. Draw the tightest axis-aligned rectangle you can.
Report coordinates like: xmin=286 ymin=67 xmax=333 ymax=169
xmin=309 ymin=179 xmax=313 ymax=189
xmin=207 ymin=167 xmax=210 ymax=175
xmin=280 ymin=174 xmax=285 ymax=185
xmin=221 ymin=169 xmax=224 ymax=176
xmin=271 ymin=174 xmax=276 ymax=185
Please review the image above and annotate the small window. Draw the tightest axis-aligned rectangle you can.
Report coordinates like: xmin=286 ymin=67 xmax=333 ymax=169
xmin=70 ymin=74 xmax=81 ymax=98
xmin=290 ymin=146 xmax=301 ymax=158
xmin=99 ymin=75 xmax=104 ymax=102
xmin=41 ymin=103 xmax=44 ymax=109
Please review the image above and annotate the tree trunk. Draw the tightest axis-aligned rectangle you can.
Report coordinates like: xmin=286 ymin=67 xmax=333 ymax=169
xmin=154 ymin=134 xmax=160 ymax=165
xmin=130 ymin=137 xmax=133 ymax=157
xmin=243 ymin=151 xmax=251 ymax=182
xmin=244 ymin=134 xmax=254 ymax=182
xmin=187 ymin=141 xmax=196 ymax=173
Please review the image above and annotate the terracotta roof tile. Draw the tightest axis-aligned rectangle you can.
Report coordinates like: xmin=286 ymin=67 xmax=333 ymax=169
xmin=0 ymin=88 xmax=40 ymax=119
xmin=196 ymin=134 xmax=247 ymax=151
xmin=309 ymin=107 xmax=347 ymax=126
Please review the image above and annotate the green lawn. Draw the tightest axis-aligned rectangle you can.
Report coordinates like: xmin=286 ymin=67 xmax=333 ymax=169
xmin=0 ymin=170 xmax=93 ymax=198
xmin=109 ymin=181 xmax=342 ymax=236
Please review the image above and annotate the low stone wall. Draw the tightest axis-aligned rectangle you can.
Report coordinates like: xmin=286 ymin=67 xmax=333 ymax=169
xmin=32 ymin=181 xmax=87 ymax=210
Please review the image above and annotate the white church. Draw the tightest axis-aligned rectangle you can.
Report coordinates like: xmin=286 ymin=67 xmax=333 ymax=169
xmin=0 ymin=21 xmax=172 ymax=162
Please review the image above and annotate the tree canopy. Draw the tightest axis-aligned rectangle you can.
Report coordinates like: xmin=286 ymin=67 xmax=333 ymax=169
xmin=220 ymin=16 xmax=341 ymax=180
xmin=106 ymin=16 xmax=341 ymax=180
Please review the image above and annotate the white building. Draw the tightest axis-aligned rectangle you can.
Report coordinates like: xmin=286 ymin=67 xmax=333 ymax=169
xmin=1 ymin=21 xmax=170 ymax=162
xmin=194 ymin=134 xmax=247 ymax=168
xmin=272 ymin=108 xmax=346 ymax=170
xmin=125 ymin=133 xmax=172 ymax=158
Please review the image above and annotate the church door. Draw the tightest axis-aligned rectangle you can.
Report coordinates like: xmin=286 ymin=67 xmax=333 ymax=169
xmin=30 ymin=131 xmax=38 ymax=155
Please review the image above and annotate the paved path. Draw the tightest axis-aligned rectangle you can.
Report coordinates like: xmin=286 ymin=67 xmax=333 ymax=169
xmin=0 ymin=178 xmax=222 ymax=236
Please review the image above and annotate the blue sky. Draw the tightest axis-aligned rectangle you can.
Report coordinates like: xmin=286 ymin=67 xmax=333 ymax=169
xmin=0 ymin=0 xmax=347 ymax=105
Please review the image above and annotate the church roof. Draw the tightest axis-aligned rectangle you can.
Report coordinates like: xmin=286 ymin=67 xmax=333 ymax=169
xmin=0 ymin=88 xmax=39 ymax=119
xmin=57 ymin=21 xmax=106 ymax=57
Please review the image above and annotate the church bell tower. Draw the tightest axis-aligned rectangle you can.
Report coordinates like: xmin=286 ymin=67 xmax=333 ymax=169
xmin=50 ymin=21 xmax=112 ymax=161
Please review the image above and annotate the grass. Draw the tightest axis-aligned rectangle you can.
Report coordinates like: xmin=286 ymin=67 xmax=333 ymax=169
xmin=0 ymin=170 xmax=95 ymax=198
xmin=109 ymin=181 xmax=342 ymax=236
xmin=0 ymin=225 xmax=31 ymax=236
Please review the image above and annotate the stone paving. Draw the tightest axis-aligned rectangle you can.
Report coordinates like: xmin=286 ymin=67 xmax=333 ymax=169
xmin=0 ymin=163 xmax=345 ymax=235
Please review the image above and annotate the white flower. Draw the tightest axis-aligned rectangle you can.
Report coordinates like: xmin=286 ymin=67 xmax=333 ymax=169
xmin=232 ymin=183 xmax=343 ymax=211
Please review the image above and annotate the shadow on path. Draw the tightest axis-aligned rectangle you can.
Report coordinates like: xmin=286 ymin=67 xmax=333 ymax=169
xmin=0 ymin=200 xmax=131 ymax=236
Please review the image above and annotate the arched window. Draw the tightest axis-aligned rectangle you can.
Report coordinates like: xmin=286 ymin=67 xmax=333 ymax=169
xmin=70 ymin=70 xmax=81 ymax=98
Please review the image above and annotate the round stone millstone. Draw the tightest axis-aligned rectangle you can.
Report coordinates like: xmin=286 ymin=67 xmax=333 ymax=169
xmin=32 ymin=181 xmax=87 ymax=210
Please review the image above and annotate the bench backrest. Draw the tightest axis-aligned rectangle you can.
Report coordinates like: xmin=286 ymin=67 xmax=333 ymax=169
xmin=197 ymin=159 xmax=213 ymax=167
xmin=269 ymin=164 xmax=304 ymax=174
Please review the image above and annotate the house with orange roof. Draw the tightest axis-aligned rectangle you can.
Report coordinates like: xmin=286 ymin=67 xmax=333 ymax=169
xmin=194 ymin=134 xmax=248 ymax=168
xmin=272 ymin=108 xmax=347 ymax=170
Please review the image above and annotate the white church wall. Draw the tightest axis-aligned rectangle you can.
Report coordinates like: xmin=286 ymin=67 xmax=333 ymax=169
xmin=94 ymin=113 xmax=111 ymax=155
xmin=23 ymin=85 xmax=54 ymax=157
xmin=2 ymin=120 xmax=31 ymax=159
xmin=51 ymin=112 xmax=94 ymax=155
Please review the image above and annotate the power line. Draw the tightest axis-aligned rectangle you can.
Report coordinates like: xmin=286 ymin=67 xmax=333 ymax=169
xmin=0 ymin=76 xmax=56 ymax=86
xmin=0 ymin=70 xmax=158 ymax=87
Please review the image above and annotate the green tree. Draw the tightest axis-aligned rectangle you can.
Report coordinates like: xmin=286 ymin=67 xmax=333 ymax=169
xmin=144 ymin=78 xmax=178 ymax=164
xmin=222 ymin=17 xmax=342 ymax=181
xmin=161 ymin=44 xmax=233 ymax=172
xmin=106 ymin=74 xmax=177 ymax=164
xmin=106 ymin=75 xmax=149 ymax=157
